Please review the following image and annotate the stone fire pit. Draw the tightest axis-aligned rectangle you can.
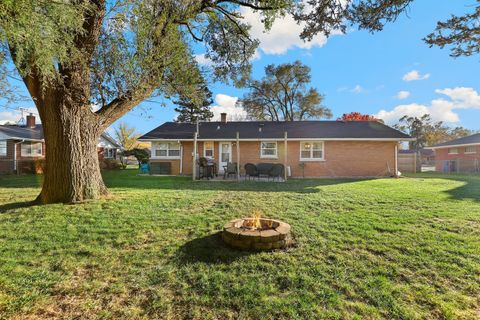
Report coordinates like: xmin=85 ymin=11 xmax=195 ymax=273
xmin=222 ymin=218 xmax=292 ymax=250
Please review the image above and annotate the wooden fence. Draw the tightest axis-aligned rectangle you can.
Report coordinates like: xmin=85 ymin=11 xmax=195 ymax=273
xmin=398 ymin=153 xmax=417 ymax=173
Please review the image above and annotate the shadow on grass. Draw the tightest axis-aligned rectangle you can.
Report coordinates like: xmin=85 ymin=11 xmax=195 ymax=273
xmin=443 ymin=177 xmax=480 ymax=202
xmin=103 ymin=170 xmax=375 ymax=194
xmin=407 ymin=173 xmax=480 ymax=202
xmin=0 ymin=170 xmax=372 ymax=194
xmin=175 ymin=232 xmax=255 ymax=264
xmin=0 ymin=200 xmax=37 ymax=213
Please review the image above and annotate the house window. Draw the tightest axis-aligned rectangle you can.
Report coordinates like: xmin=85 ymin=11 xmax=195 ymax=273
xmin=155 ymin=142 xmax=180 ymax=158
xmin=104 ymin=148 xmax=116 ymax=158
xmin=204 ymin=141 xmax=214 ymax=158
xmin=0 ymin=140 xmax=6 ymax=156
xmin=21 ymin=142 xmax=43 ymax=157
xmin=448 ymin=147 xmax=458 ymax=154
xmin=465 ymin=146 xmax=476 ymax=154
xmin=260 ymin=141 xmax=277 ymax=158
xmin=300 ymin=141 xmax=324 ymax=160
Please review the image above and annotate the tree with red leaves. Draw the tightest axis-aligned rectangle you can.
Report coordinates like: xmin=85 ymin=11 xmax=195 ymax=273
xmin=337 ymin=112 xmax=378 ymax=121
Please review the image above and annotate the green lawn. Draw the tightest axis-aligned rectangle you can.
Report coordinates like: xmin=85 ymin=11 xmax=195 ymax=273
xmin=0 ymin=170 xmax=479 ymax=319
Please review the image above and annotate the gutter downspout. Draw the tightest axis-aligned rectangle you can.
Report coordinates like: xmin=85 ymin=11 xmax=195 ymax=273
xmin=284 ymin=131 xmax=288 ymax=181
xmin=192 ymin=131 xmax=198 ymax=181
xmin=13 ymin=140 xmax=24 ymax=174
xmin=236 ymin=132 xmax=240 ymax=180
xmin=394 ymin=143 xmax=399 ymax=178
xmin=179 ymin=143 xmax=183 ymax=175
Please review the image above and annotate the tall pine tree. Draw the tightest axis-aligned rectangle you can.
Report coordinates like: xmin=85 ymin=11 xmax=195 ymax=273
xmin=174 ymin=82 xmax=213 ymax=123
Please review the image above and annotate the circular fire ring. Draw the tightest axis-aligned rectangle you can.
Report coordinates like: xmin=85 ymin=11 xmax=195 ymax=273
xmin=222 ymin=218 xmax=293 ymax=250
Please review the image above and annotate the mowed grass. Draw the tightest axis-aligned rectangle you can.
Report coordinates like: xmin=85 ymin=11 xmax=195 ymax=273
xmin=0 ymin=170 xmax=479 ymax=320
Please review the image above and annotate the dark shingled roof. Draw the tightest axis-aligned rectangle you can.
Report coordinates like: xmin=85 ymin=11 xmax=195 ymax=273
xmin=0 ymin=124 xmax=44 ymax=141
xmin=139 ymin=121 xmax=412 ymax=140
xmin=0 ymin=124 xmax=121 ymax=147
xmin=430 ymin=133 xmax=480 ymax=148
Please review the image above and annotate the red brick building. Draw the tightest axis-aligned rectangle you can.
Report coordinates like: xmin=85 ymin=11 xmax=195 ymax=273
xmin=139 ymin=114 xmax=413 ymax=178
xmin=429 ymin=133 xmax=480 ymax=173
xmin=0 ymin=114 xmax=120 ymax=174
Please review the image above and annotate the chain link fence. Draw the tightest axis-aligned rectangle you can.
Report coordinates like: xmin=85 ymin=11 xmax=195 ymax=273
xmin=431 ymin=159 xmax=480 ymax=173
xmin=0 ymin=159 xmax=45 ymax=175
xmin=398 ymin=153 xmax=480 ymax=174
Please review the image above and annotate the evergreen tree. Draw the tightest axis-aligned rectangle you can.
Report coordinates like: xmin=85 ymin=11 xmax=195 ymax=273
xmin=174 ymin=83 xmax=213 ymax=123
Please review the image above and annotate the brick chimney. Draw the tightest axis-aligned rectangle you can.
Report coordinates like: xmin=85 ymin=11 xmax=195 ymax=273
xmin=26 ymin=113 xmax=36 ymax=128
xmin=220 ymin=113 xmax=227 ymax=123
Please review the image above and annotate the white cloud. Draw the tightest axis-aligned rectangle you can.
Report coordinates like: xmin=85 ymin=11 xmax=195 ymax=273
xmin=194 ymin=53 xmax=212 ymax=66
xmin=338 ymin=85 xmax=365 ymax=93
xmin=0 ymin=111 xmax=19 ymax=125
xmin=351 ymin=85 xmax=364 ymax=94
xmin=402 ymin=70 xmax=430 ymax=82
xmin=396 ymin=91 xmax=410 ymax=100
xmin=0 ymin=108 xmax=39 ymax=125
xmin=376 ymin=87 xmax=480 ymax=124
xmin=210 ymin=94 xmax=247 ymax=121
xmin=240 ymin=7 xmax=341 ymax=55
xmin=435 ymin=87 xmax=480 ymax=109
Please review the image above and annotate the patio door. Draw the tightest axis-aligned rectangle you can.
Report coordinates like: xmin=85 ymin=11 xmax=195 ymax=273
xmin=219 ymin=142 xmax=232 ymax=173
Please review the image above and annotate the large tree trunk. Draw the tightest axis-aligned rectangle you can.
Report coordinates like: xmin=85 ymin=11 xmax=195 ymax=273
xmin=18 ymin=73 xmax=109 ymax=204
xmin=9 ymin=0 xmax=116 ymax=204
xmin=36 ymin=89 xmax=108 ymax=204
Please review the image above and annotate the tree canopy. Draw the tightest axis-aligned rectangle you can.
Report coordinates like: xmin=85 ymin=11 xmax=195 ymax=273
xmin=0 ymin=0 xmax=476 ymax=126
xmin=114 ymin=122 xmax=141 ymax=151
xmin=124 ymin=148 xmax=150 ymax=166
xmin=240 ymin=61 xmax=331 ymax=121
xmin=337 ymin=112 xmax=378 ymax=121
xmin=424 ymin=2 xmax=480 ymax=57
xmin=394 ymin=114 xmax=475 ymax=150
xmin=295 ymin=0 xmax=480 ymax=58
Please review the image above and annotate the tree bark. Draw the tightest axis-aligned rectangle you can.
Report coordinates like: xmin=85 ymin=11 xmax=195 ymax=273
xmin=36 ymin=98 xmax=107 ymax=204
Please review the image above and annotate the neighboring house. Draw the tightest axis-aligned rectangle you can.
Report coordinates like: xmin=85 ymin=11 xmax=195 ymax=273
xmin=97 ymin=132 xmax=121 ymax=161
xmin=0 ymin=114 xmax=121 ymax=174
xmin=138 ymin=113 xmax=413 ymax=178
xmin=428 ymin=133 xmax=480 ymax=173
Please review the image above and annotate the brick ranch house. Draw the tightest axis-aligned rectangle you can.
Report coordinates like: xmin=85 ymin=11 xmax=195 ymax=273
xmin=139 ymin=113 xmax=413 ymax=178
xmin=428 ymin=133 xmax=480 ymax=173
xmin=0 ymin=114 xmax=121 ymax=174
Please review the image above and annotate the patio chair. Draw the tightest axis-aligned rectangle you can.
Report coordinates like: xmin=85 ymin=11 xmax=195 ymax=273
xmin=256 ymin=163 xmax=274 ymax=179
xmin=269 ymin=163 xmax=284 ymax=181
xmin=223 ymin=162 xmax=238 ymax=179
xmin=244 ymin=163 xmax=258 ymax=180
xmin=140 ymin=163 xmax=149 ymax=174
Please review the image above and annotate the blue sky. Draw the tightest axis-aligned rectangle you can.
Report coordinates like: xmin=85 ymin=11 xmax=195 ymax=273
xmin=1 ymin=1 xmax=479 ymax=134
